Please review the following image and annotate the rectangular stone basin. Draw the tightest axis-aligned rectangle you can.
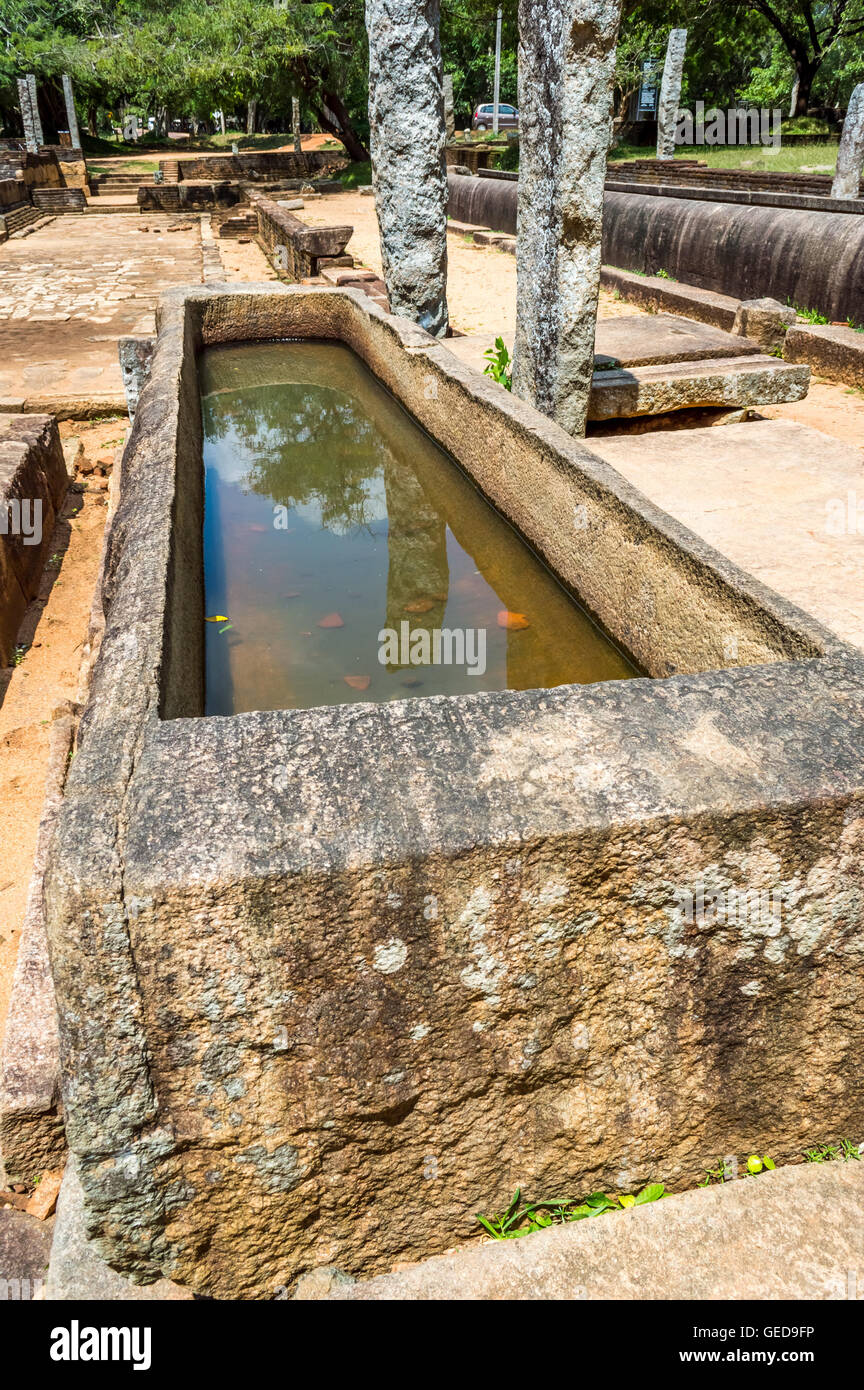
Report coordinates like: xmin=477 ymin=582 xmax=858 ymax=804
xmin=46 ymin=284 xmax=864 ymax=1299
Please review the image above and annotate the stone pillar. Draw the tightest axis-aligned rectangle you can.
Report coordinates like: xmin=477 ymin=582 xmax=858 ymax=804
xmin=62 ymin=74 xmax=82 ymax=149
xmin=788 ymin=75 xmax=799 ymax=119
xmin=832 ymin=84 xmax=864 ymax=201
xmin=511 ymin=0 xmax=623 ymax=437
xmin=443 ymin=74 xmax=455 ymax=140
xmin=17 ymin=76 xmax=41 ymax=152
xmin=365 ymin=0 xmax=449 ymax=337
xmin=292 ymin=97 xmax=302 ymax=154
xmin=246 ymin=99 xmax=257 ymax=136
xmin=656 ymin=27 xmax=687 ymax=160
xmin=27 ymin=75 xmax=44 ymax=146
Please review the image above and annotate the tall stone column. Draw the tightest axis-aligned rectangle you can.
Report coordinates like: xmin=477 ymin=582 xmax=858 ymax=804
xmin=292 ymin=97 xmax=302 ymax=154
xmin=832 ymin=84 xmax=864 ymax=201
xmin=656 ymin=28 xmax=687 ymax=160
xmin=246 ymin=99 xmax=257 ymax=136
xmin=365 ymin=0 xmax=449 ymax=337
xmin=512 ymin=0 xmax=623 ymax=437
xmin=27 ymin=75 xmax=44 ymax=146
xmin=443 ymin=74 xmax=455 ymax=139
xmin=62 ymin=74 xmax=82 ymax=149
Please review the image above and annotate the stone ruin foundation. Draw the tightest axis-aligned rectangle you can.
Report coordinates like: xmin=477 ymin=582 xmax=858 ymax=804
xmin=44 ymin=285 xmax=864 ymax=1297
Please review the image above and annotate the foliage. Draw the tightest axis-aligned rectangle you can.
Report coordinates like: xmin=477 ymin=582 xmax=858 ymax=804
xmin=482 ymin=335 xmax=512 ymax=389
xmin=476 ymin=1184 xmax=665 ymax=1240
xmin=803 ymin=1138 xmax=862 ymax=1162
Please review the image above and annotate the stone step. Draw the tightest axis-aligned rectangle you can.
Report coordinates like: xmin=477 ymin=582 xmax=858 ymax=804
xmin=587 ymin=354 xmax=809 ymax=420
xmin=31 ymin=187 xmax=87 ymax=213
xmin=0 ymin=204 xmax=42 ymax=236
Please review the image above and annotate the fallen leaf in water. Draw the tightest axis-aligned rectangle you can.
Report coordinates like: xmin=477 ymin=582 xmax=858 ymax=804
xmin=401 ymin=677 xmax=422 ymax=688
xmin=249 ymin=524 xmax=267 ymax=533
xmin=206 ymin=615 xmax=228 ymax=623
xmin=498 ymin=610 xmax=530 ymax=631
xmin=284 ymin=591 xmax=301 ymax=599
xmin=403 ymin=599 xmax=437 ymax=614
xmin=301 ymin=631 xmax=312 ymax=637
xmin=344 ymin=674 xmax=371 ymax=690
xmin=219 ymin=624 xmax=233 ymax=634
xmin=317 ymin=613 xmax=345 ymax=628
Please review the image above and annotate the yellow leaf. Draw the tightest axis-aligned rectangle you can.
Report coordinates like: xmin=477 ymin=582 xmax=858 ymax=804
xmin=206 ymin=615 xmax=228 ymax=623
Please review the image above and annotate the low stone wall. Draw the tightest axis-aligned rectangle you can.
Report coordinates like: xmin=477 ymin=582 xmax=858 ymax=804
xmin=602 ymin=190 xmax=864 ymax=324
xmin=253 ymin=196 xmax=353 ymax=278
xmin=43 ymin=285 xmax=864 ymax=1300
xmin=137 ymin=182 xmax=244 ymax=213
xmin=784 ymin=321 xmax=864 ymax=386
xmin=446 ymin=175 xmax=864 ymax=322
xmin=0 ymin=415 xmax=68 ymax=666
xmin=166 ymin=150 xmax=347 ymax=183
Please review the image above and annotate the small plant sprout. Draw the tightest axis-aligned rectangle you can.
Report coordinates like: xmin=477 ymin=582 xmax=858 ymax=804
xmin=475 ymin=1183 xmax=664 ymax=1240
xmin=745 ymin=1154 xmax=776 ymax=1175
xmin=482 ymin=336 xmax=513 ymax=391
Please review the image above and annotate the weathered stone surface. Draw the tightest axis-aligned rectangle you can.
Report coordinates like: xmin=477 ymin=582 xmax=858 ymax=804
xmin=587 ymin=354 xmax=809 ymax=419
xmin=602 ymin=191 xmax=864 ymax=326
xmin=118 ymin=336 xmax=155 ymax=420
xmin=588 ymin=417 xmax=864 ymax=652
xmin=512 ymin=0 xmax=623 ymax=436
xmin=596 ymin=313 xmax=762 ymax=365
xmin=254 ymin=196 xmax=353 ymax=279
xmin=329 ymin=1160 xmax=864 ymax=1300
xmin=45 ymin=1159 xmax=193 ymax=1301
xmin=366 ymin=0 xmax=449 ymax=336
xmin=783 ymin=321 xmax=864 ymax=389
xmin=17 ymin=78 xmax=39 ymax=155
xmin=443 ymin=74 xmax=455 ymax=140
xmin=732 ymin=297 xmax=797 ymax=351
xmin=656 ymin=29 xmax=687 ymax=160
xmin=292 ymin=97 xmax=302 ymax=155
xmin=293 ymin=1265 xmax=356 ymax=1300
xmin=61 ymin=74 xmax=81 ymax=151
xmin=43 ymin=286 xmax=863 ymax=1300
xmin=832 ymin=83 xmax=864 ymax=201
xmin=0 ymin=1207 xmax=51 ymax=1299
xmin=0 ymin=713 xmax=72 ymax=1181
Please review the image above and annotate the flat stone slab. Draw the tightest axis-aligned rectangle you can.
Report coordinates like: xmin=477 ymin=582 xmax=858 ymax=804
xmin=785 ymin=322 xmax=864 ymax=389
xmin=595 ymin=313 xmax=762 ymax=367
xmin=443 ymin=317 xmax=763 ymax=380
xmin=45 ymin=1159 xmax=193 ymax=1301
xmin=589 ymin=417 xmax=864 ymax=649
xmin=329 ymin=1159 xmax=864 ymax=1299
xmin=587 ymin=355 xmax=809 ymax=420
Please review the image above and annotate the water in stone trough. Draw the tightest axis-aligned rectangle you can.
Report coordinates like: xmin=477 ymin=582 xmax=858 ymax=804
xmin=200 ymin=341 xmax=635 ymax=714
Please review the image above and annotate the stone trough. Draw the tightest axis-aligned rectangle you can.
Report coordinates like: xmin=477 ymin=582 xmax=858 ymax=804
xmin=45 ymin=283 xmax=864 ymax=1298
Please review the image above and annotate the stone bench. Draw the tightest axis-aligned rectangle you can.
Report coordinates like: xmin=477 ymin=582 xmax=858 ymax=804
xmin=252 ymin=194 xmax=353 ymax=278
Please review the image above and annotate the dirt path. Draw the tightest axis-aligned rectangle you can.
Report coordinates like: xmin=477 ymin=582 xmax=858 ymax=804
xmin=0 ymin=420 xmax=123 ymax=1038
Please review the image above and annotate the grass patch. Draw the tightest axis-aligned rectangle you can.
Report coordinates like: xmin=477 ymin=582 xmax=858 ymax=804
xmin=477 ymin=1184 xmax=665 ymax=1240
xmin=339 ymin=160 xmax=372 ymax=189
xmin=609 ymin=140 xmax=838 ymax=175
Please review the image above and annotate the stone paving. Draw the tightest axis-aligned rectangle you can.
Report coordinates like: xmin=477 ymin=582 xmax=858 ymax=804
xmin=0 ymin=213 xmax=203 ymax=407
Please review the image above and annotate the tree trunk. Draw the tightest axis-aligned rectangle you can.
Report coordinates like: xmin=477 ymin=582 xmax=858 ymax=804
xmin=246 ymin=99 xmax=257 ymax=136
xmin=313 ymin=89 xmax=369 ymax=161
xmin=88 ymin=105 xmax=98 ymax=137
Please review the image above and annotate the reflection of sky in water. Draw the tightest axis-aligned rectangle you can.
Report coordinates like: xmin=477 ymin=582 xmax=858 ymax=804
xmin=200 ymin=342 xmax=636 ymax=715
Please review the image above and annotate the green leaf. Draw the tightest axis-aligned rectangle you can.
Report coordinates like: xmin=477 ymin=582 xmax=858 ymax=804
xmin=634 ymin=1183 xmax=665 ymax=1205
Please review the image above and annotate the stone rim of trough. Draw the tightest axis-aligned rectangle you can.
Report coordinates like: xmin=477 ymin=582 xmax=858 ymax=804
xmin=42 ymin=281 xmax=864 ymax=1292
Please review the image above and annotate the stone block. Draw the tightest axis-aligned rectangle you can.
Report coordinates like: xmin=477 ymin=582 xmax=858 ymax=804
xmin=732 ymin=297 xmax=797 ymax=351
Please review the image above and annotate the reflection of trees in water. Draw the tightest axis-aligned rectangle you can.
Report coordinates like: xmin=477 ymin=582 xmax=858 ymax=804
xmin=203 ymin=384 xmax=392 ymax=534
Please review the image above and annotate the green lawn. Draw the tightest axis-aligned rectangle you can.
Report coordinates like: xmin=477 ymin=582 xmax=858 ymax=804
xmin=609 ymin=141 xmax=838 ymax=175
